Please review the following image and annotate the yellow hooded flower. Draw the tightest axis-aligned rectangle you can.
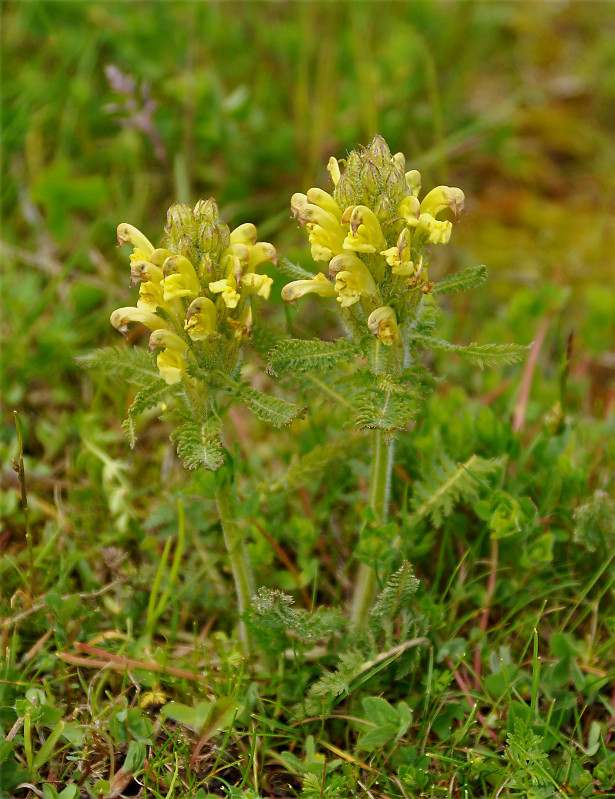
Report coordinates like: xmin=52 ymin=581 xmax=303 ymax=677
xmin=156 ymin=349 xmax=187 ymax=385
xmin=367 ymin=306 xmax=399 ymax=345
xmin=329 ymin=253 xmax=378 ymax=307
xmin=148 ymin=329 xmax=194 ymax=385
xmin=117 ymin=223 xmax=155 ymax=257
xmin=110 ymin=307 xmax=169 ymax=335
xmin=342 ymin=205 xmax=386 ymax=253
xmin=281 ymin=272 xmax=336 ymax=302
xmin=161 ymin=255 xmax=200 ymax=301
xmin=184 ymin=297 xmax=218 ymax=341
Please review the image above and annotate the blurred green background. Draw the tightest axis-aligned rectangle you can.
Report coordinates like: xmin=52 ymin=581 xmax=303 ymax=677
xmin=2 ymin=0 xmax=615 ymax=470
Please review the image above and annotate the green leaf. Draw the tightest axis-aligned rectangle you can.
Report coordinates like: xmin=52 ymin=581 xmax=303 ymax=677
xmin=370 ymin=561 xmax=420 ymax=620
xmin=76 ymin=346 xmax=160 ymax=386
xmin=357 ymin=723 xmax=398 ymax=749
xmin=433 ymin=264 xmax=487 ymax=295
xmin=195 ymin=697 xmax=243 ymax=746
xmin=267 ymin=338 xmax=354 ymax=376
xmin=122 ymin=379 xmax=175 ymax=447
xmin=275 ymin=256 xmax=317 ymax=281
xmin=411 ymin=453 xmax=504 ymax=528
xmin=361 ymin=696 xmax=399 ymax=726
xmin=362 ymin=337 xmax=389 ymax=376
xmin=241 ymin=385 xmax=305 ymax=427
xmin=161 ymin=701 xmax=212 ymax=731
xmin=354 ymin=388 xmax=417 ymax=432
xmin=122 ymin=740 xmax=147 ymax=773
xmin=261 ymin=439 xmax=354 ymax=494
xmin=33 ymin=720 xmax=65 ymax=772
xmin=171 ymin=419 xmax=224 ymax=471
xmin=573 ymin=490 xmax=614 ymax=552
xmin=410 ymin=336 xmax=529 ymax=369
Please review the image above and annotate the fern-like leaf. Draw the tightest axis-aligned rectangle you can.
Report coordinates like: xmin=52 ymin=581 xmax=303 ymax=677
xmin=433 ymin=264 xmax=487 ymax=295
xmin=275 ymin=257 xmax=317 ymax=281
xmin=362 ymin=337 xmax=389 ymax=376
xmin=76 ymin=346 xmax=160 ymax=386
xmin=370 ymin=561 xmax=420 ymax=620
xmin=411 ymin=452 xmax=504 ymax=527
xmin=267 ymin=338 xmax=354 ymax=377
xmin=354 ymin=388 xmax=418 ymax=432
xmin=170 ymin=419 xmax=224 ymax=471
xmin=250 ymin=588 xmax=345 ymax=643
xmin=411 ymin=336 xmax=529 ymax=369
xmin=121 ymin=380 xmax=175 ymax=448
xmin=260 ymin=440 xmax=356 ymax=495
xmin=240 ymin=386 xmax=305 ymax=427
xmin=309 ymin=648 xmax=366 ymax=698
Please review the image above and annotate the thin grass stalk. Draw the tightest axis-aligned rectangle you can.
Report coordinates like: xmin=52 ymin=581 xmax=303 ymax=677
xmin=215 ymin=469 xmax=255 ymax=650
xmin=350 ymin=429 xmax=394 ymax=625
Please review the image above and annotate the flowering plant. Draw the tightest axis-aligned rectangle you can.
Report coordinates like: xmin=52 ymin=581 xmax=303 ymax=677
xmin=270 ymin=136 xmax=527 ymax=623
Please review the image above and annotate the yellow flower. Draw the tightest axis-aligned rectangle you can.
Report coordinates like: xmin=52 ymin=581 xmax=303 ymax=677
xmin=230 ymin=222 xmax=257 ymax=246
xmin=209 ymin=278 xmax=240 ymax=308
xmin=380 ymin=228 xmax=417 ymax=277
xmin=327 ymin=156 xmax=341 ymax=186
xmin=417 ymin=214 xmax=452 ymax=245
xmin=367 ymin=306 xmax=399 ymax=345
xmin=156 ymin=349 xmax=187 ymax=385
xmin=117 ymin=223 xmax=155 ymax=257
xmin=161 ymin=255 xmax=200 ymax=301
xmin=242 ymin=272 xmax=273 ymax=299
xmin=149 ymin=329 xmax=193 ymax=385
xmin=420 ymin=186 xmax=465 ymax=218
xmin=306 ymin=188 xmax=342 ymax=221
xmin=226 ymin=305 xmax=253 ymax=339
xmin=405 ymin=169 xmax=421 ymax=197
xmin=398 ymin=195 xmax=421 ymax=225
xmin=342 ymin=205 xmax=386 ymax=253
xmin=136 ymin=280 xmax=166 ymax=311
xmin=329 ymin=253 xmax=378 ymax=307
xmin=110 ymin=307 xmax=169 ymax=335
xmin=184 ymin=297 xmax=217 ymax=341
xmin=281 ymin=272 xmax=335 ymax=302
xmin=246 ymin=241 xmax=277 ymax=270
xmin=130 ymin=261 xmax=164 ymax=286
xmin=148 ymin=328 xmax=188 ymax=354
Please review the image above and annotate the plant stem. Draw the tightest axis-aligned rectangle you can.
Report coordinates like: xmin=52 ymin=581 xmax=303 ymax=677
xmin=350 ymin=429 xmax=394 ymax=625
xmin=215 ymin=469 xmax=255 ymax=651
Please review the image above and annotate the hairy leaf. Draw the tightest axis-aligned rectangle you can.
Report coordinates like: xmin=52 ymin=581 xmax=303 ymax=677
xmin=267 ymin=338 xmax=354 ymax=376
xmin=354 ymin=388 xmax=418 ymax=432
xmin=433 ymin=264 xmax=487 ymax=295
xmin=275 ymin=256 xmax=317 ymax=281
xmin=170 ymin=419 xmax=224 ymax=471
xmin=76 ymin=346 xmax=160 ymax=386
xmin=121 ymin=380 xmax=175 ymax=447
xmin=241 ymin=386 xmax=305 ymax=427
xmin=411 ymin=452 xmax=504 ymax=527
xmin=411 ymin=336 xmax=529 ymax=369
xmin=261 ymin=439 xmax=356 ymax=495
xmin=370 ymin=561 xmax=420 ymax=620
xmin=250 ymin=588 xmax=345 ymax=645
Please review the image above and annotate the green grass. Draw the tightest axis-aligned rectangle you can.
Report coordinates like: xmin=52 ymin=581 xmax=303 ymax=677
xmin=2 ymin=2 xmax=615 ymax=797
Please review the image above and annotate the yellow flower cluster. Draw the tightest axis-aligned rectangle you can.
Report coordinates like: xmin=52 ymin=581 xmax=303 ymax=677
xmin=110 ymin=199 xmax=276 ymax=384
xmin=282 ymin=136 xmax=464 ymax=347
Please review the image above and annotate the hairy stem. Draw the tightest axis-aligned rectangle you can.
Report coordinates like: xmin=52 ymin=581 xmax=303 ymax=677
xmin=350 ymin=429 xmax=395 ymax=625
xmin=215 ymin=469 xmax=255 ymax=651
